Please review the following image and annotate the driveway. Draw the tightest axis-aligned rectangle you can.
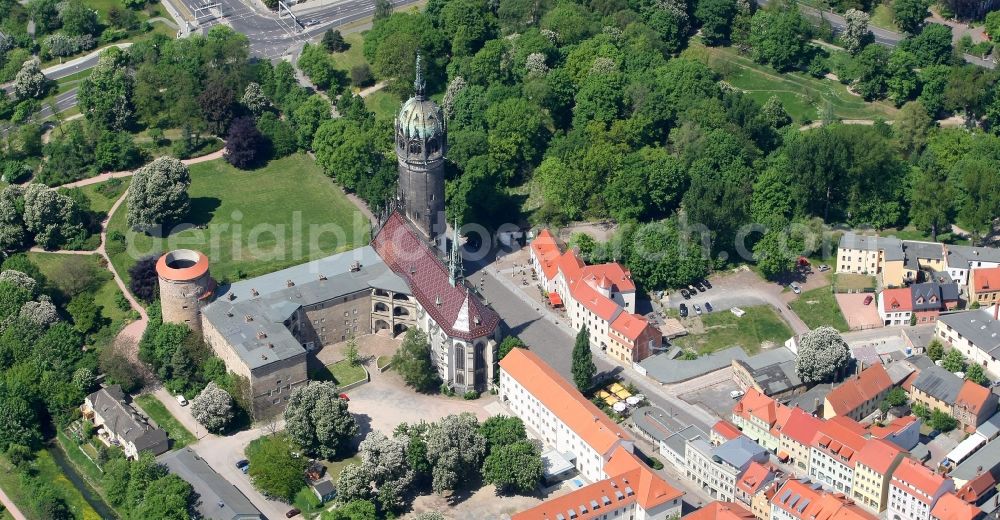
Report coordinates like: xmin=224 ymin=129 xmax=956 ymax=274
xmin=152 ymin=387 xmax=212 ymax=440
xmin=185 ymin=421 xmax=290 ymax=520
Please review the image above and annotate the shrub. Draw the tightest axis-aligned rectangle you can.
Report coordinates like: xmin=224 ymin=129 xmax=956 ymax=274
xmin=463 ymin=390 xmax=480 ymax=400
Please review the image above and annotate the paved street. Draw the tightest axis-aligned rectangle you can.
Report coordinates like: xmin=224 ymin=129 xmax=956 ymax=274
xmin=465 ymin=250 xmax=719 ymax=435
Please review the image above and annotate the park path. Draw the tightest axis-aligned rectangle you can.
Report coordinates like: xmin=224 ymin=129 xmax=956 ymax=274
xmin=0 ymin=487 xmax=27 ymax=520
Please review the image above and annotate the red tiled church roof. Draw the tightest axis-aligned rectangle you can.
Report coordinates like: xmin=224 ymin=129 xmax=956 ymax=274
xmin=373 ymin=211 xmax=499 ymax=340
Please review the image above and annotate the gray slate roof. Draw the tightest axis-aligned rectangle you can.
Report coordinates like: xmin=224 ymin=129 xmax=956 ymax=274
xmin=632 ymin=406 xmax=678 ymax=443
xmin=713 ymin=436 xmax=769 ymax=471
xmin=87 ymin=385 xmax=168 ymax=455
xmin=910 ymin=363 xmax=964 ymax=403
xmin=939 ymin=308 xmax=1000 ymax=358
xmin=663 ymin=425 xmax=708 ymax=457
xmin=902 ymin=241 xmax=945 ymax=269
xmin=202 ymin=246 xmax=409 ymax=370
xmin=911 ymin=282 xmax=946 ymax=312
xmin=952 ymin=437 xmax=1000 ymax=482
xmin=160 ymin=449 xmax=262 ymax=520
xmin=840 ymin=233 xmax=903 ymax=261
xmin=787 ymin=384 xmax=833 ymax=414
xmin=977 ymin=411 xmax=1000 ymax=441
xmin=947 ymin=245 xmax=1000 ymax=269
xmin=641 ymin=346 xmax=797 ymax=386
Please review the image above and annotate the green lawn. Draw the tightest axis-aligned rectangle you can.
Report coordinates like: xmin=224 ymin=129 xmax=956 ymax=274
xmin=310 ymin=360 xmax=367 ymax=386
xmin=293 ymin=486 xmax=324 ymax=517
xmin=64 ymin=177 xmax=130 ymax=214
xmin=106 ymin=153 xmax=369 ymax=287
xmin=881 ymin=225 xmax=970 ymax=245
xmin=134 ymin=394 xmax=196 ymax=448
xmin=684 ymin=40 xmax=899 ymax=123
xmin=674 ymin=305 xmax=793 ymax=355
xmin=365 ymin=90 xmax=402 ymax=121
xmin=375 ymin=355 xmax=392 ymax=370
xmin=831 ymin=273 xmax=876 ymax=292
xmin=26 ymin=252 xmax=131 ymax=331
xmin=790 ymin=287 xmax=850 ymax=331
xmin=869 ymin=4 xmax=900 ymax=31
xmin=330 ymin=33 xmax=367 ymax=72
xmin=322 ymin=453 xmax=361 ymax=482
xmin=0 ymin=449 xmax=102 ymax=520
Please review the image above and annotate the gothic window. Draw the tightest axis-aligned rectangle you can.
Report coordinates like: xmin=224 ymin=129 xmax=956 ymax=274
xmin=409 ymin=140 xmax=422 ymax=154
xmin=455 ymin=343 xmax=465 ymax=371
xmin=427 ymin=137 xmax=439 ymax=154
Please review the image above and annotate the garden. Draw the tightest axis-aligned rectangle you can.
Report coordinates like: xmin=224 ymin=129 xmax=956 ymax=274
xmin=790 ymin=287 xmax=851 ymax=332
xmin=674 ymin=305 xmax=795 ymax=355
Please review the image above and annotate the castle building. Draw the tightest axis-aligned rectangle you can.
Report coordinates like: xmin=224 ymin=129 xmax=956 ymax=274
xmin=158 ymin=56 xmax=499 ymax=418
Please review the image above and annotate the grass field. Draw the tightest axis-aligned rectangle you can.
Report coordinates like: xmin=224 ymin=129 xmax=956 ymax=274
xmin=106 ymin=154 xmax=369 ymax=286
xmin=330 ymin=33 xmax=367 ymax=72
xmin=832 ymin=273 xmax=876 ymax=292
xmin=674 ymin=305 xmax=793 ymax=355
xmin=0 ymin=449 xmax=102 ymax=520
xmin=790 ymin=287 xmax=850 ymax=331
xmin=684 ymin=40 xmax=899 ymax=123
xmin=134 ymin=394 xmax=196 ymax=449
xmin=293 ymin=486 xmax=324 ymax=517
xmin=869 ymin=4 xmax=899 ymax=31
xmin=365 ymin=90 xmax=401 ymax=120
xmin=26 ymin=252 xmax=131 ymax=329
xmin=376 ymin=355 xmax=392 ymax=370
xmin=311 ymin=360 xmax=368 ymax=386
xmin=65 ymin=178 xmax=130 ymax=214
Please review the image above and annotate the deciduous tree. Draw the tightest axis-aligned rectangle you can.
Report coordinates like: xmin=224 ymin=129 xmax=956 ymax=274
xmin=425 ymin=413 xmax=487 ymax=495
xmin=13 ymin=58 xmax=48 ymax=101
xmin=224 ymin=117 xmax=267 ymax=169
xmin=246 ymin=434 xmax=308 ymax=503
xmin=841 ymin=9 xmax=871 ymax=54
xmin=482 ymin=440 xmax=542 ymax=494
xmin=894 ymin=0 xmax=929 ymax=34
xmin=392 ymin=329 xmax=441 ymax=392
xmin=795 ymin=326 xmax=850 ymax=383
xmin=126 ymin=157 xmax=191 ymax=233
xmin=284 ymin=381 xmax=358 ymax=459
xmin=191 ymin=382 xmax=234 ymax=433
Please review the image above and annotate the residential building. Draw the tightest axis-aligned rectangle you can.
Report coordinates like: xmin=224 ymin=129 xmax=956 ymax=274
xmin=903 ymin=361 xmax=997 ymax=431
xmin=951 ymin=436 xmax=1000 ymax=488
xmin=879 ymin=287 xmax=914 ymax=326
xmin=713 ymin=421 xmax=743 ymax=446
xmin=160 ymin=448 xmax=263 ymax=520
xmin=81 ymin=385 xmax=168 ymax=459
xmin=752 ymin=481 xmax=779 ymax=520
xmin=823 ymin=364 xmax=893 ymax=421
xmin=837 ymin=232 xmax=1000 ymax=288
xmin=513 ymin=446 xmax=683 ymax=520
xmin=683 ymin=502 xmax=756 ymax=520
xmin=945 ymin=245 xmax=1000 ymax=287
xmin=867 ymin=415 xmax=921 ymax=451
xmin=808 ymin=416 xmax=868 ymax=495
xmin=887 ymin=458 xmax=954 ymax=520
xmin=731 ymin=389 xmax=792 ymax=452
xmin=954 ymin=473 xmax=999 ymax=515
xmin=498 ymin=348 xmax=633 ymax=482
xmin=910 ymin=282 xmax=960 ymax=325
xmin=529 ymin=231 xmax=660 ymax=363
xmin=836 ymin=233 xmax=904 ymax=282
xmin=970 ymin=267 xmax=1000 ymax=307
xmin=954 ymin=380 xmax=999 ymax=432
xmin=936 ymin=307 xmax=1000 ymax=380
xmin=931 ymin=492 xmax=985 ymax=520
xmin=770 ymin=479 xmax=877 ymax=520
xmin=735 ymin=462 xmax=777 ymax=506
xmin=686 ymin=435 xmax=769 ymax=502
xmin=851 ymin=439 xmax=905 ymax=512
xmin=778 ymin=408 xmax=822 ymax=472
xmin=662 ymin=425 xmax=710 ymax=469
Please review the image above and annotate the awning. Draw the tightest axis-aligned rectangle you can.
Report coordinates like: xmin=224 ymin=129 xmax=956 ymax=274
xmin=548 ymin=292 xmax=562 ymax=306
xmin=777 ymin=451 xmax=790 ymax=462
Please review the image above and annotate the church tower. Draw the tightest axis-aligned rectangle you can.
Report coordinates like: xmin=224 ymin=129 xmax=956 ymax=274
xmin=395 ymin=54 xmax=446 ymax=243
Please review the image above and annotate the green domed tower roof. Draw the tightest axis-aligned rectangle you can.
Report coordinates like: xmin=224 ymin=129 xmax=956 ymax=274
xmin=395 ymin=54 xmax=444 ymax=139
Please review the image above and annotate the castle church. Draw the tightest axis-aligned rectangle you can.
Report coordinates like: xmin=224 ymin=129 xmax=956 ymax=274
xmin=156 ymin=57 xmax=501 ymax=418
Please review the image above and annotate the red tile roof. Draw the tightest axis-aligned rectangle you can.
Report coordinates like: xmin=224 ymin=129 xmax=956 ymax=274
xmin=373 ymin=212 xmax=498 ymax=340
xmin=499 ymin=348 xmax=631 ymax=454
xmin=610 ymin=312 xmax=653 ymax=342
xmin=771 ymin=480 xmax=877 ymax=520
xmin=882 ymin=288 xmax=913 ymax=313
xmin=780 ymin=408 xmax=823 ymax=446
xmin=736 ymin=462 xmax=774 ymax=496
xmin=714 ymin=421 xmax=742 ymax=441
xmin=955 ymin=380 xmax=993 ymax=416
xmin=868 ymin=415 xmax=918 ymax=439
xmin=956 ymin=473 xmax=994 ymax=504
xmin=583 ymin=263 xmax=636 ymax=293
xmin=514 ymin=447 xmax=683 ymax=520
xmin=812 ymin=417 xmax=868 ymax=468
xmin=891 ymin=458 xmax=951 ymax=504
xmin=972 ymin=267 xmax=1000 ymax=293
xmin=825 ymin=364 xmax=893 ymax=416
xmin=682 ymin=502 xmax=756 ymax=520
xmin=854 ymin=439 xmax=902 ymax=474
xmin=931 ymin=492 xmax=983 ymax=520
xmin=733 ymin=389 xmax=782 ymax=427
xmin=531 ymin=229 xmax=561 ymax=281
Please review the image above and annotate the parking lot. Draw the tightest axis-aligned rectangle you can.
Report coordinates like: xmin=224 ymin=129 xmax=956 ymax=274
xmin=836 ymin=293 xmax=883 ymax=329
xmin=678 ymin=377 xmax=743 ymax=421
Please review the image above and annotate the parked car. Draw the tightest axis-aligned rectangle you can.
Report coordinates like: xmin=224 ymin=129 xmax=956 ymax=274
xmin=730 ymin=390 xmax=745 ymax=399
xmin=235 ymin=459 xmax=249 ymax=469
xmin=286 ymin=508 xmax=301 ymax=518
xmin=688 ymin=285 xmax=698 ymax=294
xmin=818 ymin=264 xmax=830 ymax=272
xmin=702 ymin=279 xmax=712 ymax=289
xmin=694 ymin=304 xmax=702 ymax=315
xmin=679 ymin=304 xmax=688 ymax=317
xmin=176 ymin=395 xmax=188 ymax=406
xmin=863 ymin=294 xmax=873 ymax=305
xmin=338 ymin=393 xmax=350 ymax=401
xmin=705 ymin=302 xmax=713 ymax=312
xmin=790 ymin=282 xmax=801 ymax=294
xmin=694 ymin=283 xmax=706 ymax=293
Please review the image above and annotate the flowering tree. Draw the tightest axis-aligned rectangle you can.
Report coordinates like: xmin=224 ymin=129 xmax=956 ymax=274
xmin=795 ymin=326 xmax=850 ymax=383
xmin=190 ymin=382 xmax=234 ymax=433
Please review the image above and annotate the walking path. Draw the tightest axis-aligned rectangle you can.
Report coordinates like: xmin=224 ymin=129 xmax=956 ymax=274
xmin=0 ymin=487 xmax=27 ymax=520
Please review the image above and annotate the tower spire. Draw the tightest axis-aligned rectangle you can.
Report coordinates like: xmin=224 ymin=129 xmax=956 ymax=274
xmin=413 ymin=52 xmax=425 ymax=100
xmin=449 ymin=219 xmax=463 ymax=287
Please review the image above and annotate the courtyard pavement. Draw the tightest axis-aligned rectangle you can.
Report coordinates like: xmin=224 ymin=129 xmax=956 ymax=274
xmin=836 ymin=293 xmax=883 ymax=330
